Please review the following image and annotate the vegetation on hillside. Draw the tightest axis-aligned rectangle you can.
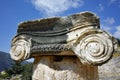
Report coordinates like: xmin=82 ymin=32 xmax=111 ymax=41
xmin=0 ymin=62 xmax=33 ymax=80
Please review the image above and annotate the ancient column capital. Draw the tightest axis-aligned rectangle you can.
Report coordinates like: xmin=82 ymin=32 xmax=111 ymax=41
xmin=10 ymin=12 xmax=117 ymax=65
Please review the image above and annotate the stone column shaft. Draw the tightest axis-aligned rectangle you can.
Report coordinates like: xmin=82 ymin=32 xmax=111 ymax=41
xmin=32 ymin=56 xmax=98 ymax=80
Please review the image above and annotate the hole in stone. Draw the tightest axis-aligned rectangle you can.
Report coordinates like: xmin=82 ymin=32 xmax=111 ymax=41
xmin=53 ymin=56 xmax=63 ymax=62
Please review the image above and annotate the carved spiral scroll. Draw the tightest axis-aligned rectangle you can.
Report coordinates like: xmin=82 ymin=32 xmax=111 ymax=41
xmin=10 ymin=35 xmax=31 ymax=61
xmin=73 ymin=29 xmax=113 ymax=65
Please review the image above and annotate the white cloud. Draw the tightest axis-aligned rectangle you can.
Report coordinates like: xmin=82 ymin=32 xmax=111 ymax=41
xmin=31 ymin=0 xmax=84 ymax=16
xmin=101 ymin=17 xmax=115 ymax=35
xmin=98 ymin=4 xmax=104 ymax=12
xmin=103 ymin=17 xmax=115 ymax=25
xmin=114 ymin=26 xmax=120 ymax=38
xmin=109 ymin=0 xmax=120 ymax=7
xmin=101 ymin=17 xmax=120 ymax=39
xmin=109 ymin=0 xmax=117 ymax=5
xmin=101 ymin=24 xmax=120 ymax=39
xmin=101 ymin=24 xmax=112 ymax=32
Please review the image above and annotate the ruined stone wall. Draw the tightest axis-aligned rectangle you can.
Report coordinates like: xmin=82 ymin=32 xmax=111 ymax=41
xmin=99 ymin=54 xmax=120 ymax=80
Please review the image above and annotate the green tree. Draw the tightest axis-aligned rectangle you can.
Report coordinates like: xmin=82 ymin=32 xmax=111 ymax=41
xmin=6 ymin=62 xmax=23 ymax=76
xmin=0 ymin=71 xmax=10 ymax=79
xmin=4 ymin=62 xmax=33 ymax=80
xmin=21 ymin=63 xmax=33 ymax=80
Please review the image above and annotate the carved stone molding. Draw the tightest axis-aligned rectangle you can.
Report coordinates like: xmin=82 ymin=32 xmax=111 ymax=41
xmin=10 ymin=12 xmax=117 ymax=65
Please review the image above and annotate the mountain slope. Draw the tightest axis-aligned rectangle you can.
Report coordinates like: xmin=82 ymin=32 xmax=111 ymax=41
xmin=0 ymin=51 xmax=14 ymax=71
xmin=0 ymin=51 xmax=30 ymax=72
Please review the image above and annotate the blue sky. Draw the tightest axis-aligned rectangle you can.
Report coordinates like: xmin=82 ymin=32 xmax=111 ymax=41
xmin=0 ymin=0 xmax=120 ymax=53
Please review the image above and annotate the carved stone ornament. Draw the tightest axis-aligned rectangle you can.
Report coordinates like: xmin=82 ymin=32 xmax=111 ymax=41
xmin=10 ymin=35 xmax=31 ymax=61
xmin=10 ymin=12 xmax=117 ymax=65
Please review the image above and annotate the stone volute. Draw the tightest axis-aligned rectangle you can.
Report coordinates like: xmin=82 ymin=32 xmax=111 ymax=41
xmin=10 ymin=12 xmax=118 ymax=80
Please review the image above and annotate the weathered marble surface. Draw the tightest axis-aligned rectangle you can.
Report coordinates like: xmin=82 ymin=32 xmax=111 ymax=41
xmin=10 ymin=11 xmax=119 ymax=80
xmin=99 ymin=54 xmax=120 ymax=80
xmin=10 ymin=12 xmax=117 ymax=65
xmin=33 ymin=56 xmax=98 ymax=80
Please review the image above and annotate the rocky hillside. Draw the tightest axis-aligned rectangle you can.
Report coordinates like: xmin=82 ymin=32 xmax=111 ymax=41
xmin=99 ymin=53 xmax=120 ymax=80
xmin=0 ymin=51 xmax=14 ymax=71
xmin=0 ymin=51 xmax=29 ymax=72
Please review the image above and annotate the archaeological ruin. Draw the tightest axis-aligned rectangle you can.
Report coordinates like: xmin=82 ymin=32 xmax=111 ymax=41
xmin=10 ymin=12 xmax=119 ymax=80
